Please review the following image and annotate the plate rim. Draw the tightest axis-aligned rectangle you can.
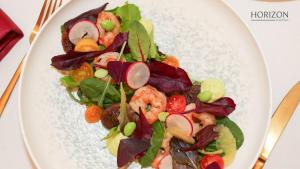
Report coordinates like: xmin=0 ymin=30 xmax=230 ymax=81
xmin=18 ymin=0 xmax=273 ymax=169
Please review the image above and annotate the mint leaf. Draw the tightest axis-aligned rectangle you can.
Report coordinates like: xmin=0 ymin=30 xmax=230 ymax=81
xmin=138 ymin=121 xmax=165 ymax=167
xmin=116 ymin=3 xmax=141 ymax=32
xmin=128 ymin=21 xmax=151 ymax=61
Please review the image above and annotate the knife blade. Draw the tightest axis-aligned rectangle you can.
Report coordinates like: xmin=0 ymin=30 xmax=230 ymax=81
xmin=253 ymin=81 xmax=300 ymax=169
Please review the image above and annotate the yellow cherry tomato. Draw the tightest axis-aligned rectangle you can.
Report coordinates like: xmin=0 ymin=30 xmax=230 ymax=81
xmin=71 ymin=62 xmax=94 ymax=82
xmin=74 ymin=38 xmax=99 ymax=52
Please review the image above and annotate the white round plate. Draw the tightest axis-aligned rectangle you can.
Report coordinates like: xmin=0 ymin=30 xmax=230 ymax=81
xmin=19 ymin=0 xmax=271 ymax=169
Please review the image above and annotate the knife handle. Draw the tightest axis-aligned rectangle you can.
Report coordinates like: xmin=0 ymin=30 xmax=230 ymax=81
xmin=252 ymin=156 xmax=266 ymax=169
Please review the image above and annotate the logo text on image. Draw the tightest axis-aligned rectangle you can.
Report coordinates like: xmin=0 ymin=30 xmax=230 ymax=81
xmin=251 ymin=10 xmax=288 ymax=21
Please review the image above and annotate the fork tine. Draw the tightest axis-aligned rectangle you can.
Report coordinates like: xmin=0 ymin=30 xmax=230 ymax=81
xmin=59 ymin=0 xmax=63 ymax=7
xmin=32 ymin=0 xmax=48 ymax=30
xmin=41 ymin=0 xmax=53 ymax=26
xmin=51 ymin=0 xmax=58 ymax=14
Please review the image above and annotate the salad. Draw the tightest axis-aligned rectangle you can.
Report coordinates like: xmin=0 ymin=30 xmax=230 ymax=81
xmin=51 ymin=2 xmax=244 ymax=169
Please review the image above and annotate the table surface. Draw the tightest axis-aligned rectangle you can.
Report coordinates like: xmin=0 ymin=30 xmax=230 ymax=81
xmin=0 ymin=0 xmax=299 ymax=169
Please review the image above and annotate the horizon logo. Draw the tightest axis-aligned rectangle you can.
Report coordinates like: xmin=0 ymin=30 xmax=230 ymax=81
xmin=251 ymin=10 xmax=288 ymax=21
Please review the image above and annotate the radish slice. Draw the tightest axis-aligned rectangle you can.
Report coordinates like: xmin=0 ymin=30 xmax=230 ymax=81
xmin=159 ymin=155 xmax=173 ymax=169
xmin=93 ymin=52 xmax=121 ymax=68
xmin=166 ymin=114 xmax=193 ymax=136
xmin=68 ymin=20 xmax=99 ymax=45
xmin=126 ymin=62 xmax=150 ymax=89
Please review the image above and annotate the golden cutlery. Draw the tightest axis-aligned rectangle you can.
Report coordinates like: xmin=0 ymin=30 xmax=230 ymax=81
xmin=253 ymin=81 xmax=300 ymax=169
xmin=0 ymin=0 xmax=63 ymax=117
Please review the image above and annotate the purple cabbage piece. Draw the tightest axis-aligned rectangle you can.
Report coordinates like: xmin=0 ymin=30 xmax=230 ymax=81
xmin=147 ymin=60 xmax=192 ymax=94
xmin=117 ymin=108 xmax=152 ymax=167
xmin=63 ymin=3 xmax=108 ymax=31
xmin=194 ymin=97 xmax=236 ymax=117
xmin=107 ymin=61 xmax=132 ymax=84
xmin=51 ymin=32 xmax=128 ymax=70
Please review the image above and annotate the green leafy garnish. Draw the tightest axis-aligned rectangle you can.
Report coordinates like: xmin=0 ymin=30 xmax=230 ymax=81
xmin=139 ymin=121 xmax=165 ymax=167
xmin=79 ymin=78 xmax=120 ymax=108
xmin=128 ymin=21 xmax=151 ymax=61
xmin=217 ymin=117 xmax=244 ymax=149
xmin=115 ymin=3 xmax=141 ymax=32
xmin=102 ymin=126 xmax=120 ymax=140
xmin=60 ymin=76 xmax=78 ymax=89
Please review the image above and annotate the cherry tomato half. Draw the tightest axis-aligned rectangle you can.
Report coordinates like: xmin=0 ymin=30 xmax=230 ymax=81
xmin=200 ymin=155 xmax=224 ymax=169
xmin=71 ymin=62 xmax=94 ymax=82
xmin=166 ymin=95 xmax=186 ymax=114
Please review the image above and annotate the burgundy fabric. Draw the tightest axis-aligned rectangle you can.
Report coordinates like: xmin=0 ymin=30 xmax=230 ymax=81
xmin=0 ymin=9 xmax=24 ymax=61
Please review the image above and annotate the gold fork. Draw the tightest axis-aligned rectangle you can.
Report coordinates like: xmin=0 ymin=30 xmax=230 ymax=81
xmin=0 ymin=0 xmax=63 ymax=117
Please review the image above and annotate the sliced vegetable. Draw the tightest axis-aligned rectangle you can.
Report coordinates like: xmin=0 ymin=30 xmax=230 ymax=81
xmin=167 ymin=127 xmax=195 ymax=144
xmin=51 ymin=32 xmax=128 ymax=70
xmin=68 ymin=20 xmax=99 ymax=44
xmin=166 ymin=95 xmax=186 ymax=114
xmin=63 ymin=3 xmax=108 ymax=31
xmin=147 ymin=60 xmax=192 ymax=94
xmin=159 ymin=155 xmax=173 ymax=169
xmin=74 ymin=38 xmax=99 ymax=52
xmin=198 ymin=90 xmax=213 ymax=103
xmin=139 ymin=122 xmax=165 ymax=167
xmin=70 ymin=62 xmax=94 ymax=82
xmin=124 ymin=122 xmax=136 ymax=136
xmin=107 ymin=61 xmax=132 ymax=84
xmin=94 ymin=68 xmax=108 ymax=78
xmin=84 ymin=105 xmax=103 ymax=123
xmin=216 ymin=125 xmax=237 ymax=166
xmin=201 ymin=78 xmax=225 ymax=103
xmin=125 ymin=62 xmax=150 ymax=89
xmin=217 ymin=117 xmax=244 ymax=149
xmin=106 ymin=132 xmax=127 ymax=156
xmin=60 ymin=76 xmax=78 ymax=88
xmin=200 ymin=155 xmax=224 ymax=169
xmin=166 ymin=114 xmax=193 ymax=136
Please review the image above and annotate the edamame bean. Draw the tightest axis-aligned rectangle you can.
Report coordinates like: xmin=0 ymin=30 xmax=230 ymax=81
xmin=94 ymin=69 xmax=108 ymax=78
xmin=124 ymin=122 xmax=136 ymax=136
xmin=197 ymin=90 xmax=212 ymax=102
xmin=158 ymin=112 xmax=169 ymax=122
xmin=100 ymin=20 xmax=115 ymax=31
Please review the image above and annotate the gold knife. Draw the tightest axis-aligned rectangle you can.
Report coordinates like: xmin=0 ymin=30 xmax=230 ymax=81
xmin=253 ymin=81 xmax=300 ymax=169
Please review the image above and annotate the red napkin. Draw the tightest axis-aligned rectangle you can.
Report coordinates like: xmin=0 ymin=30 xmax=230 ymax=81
xmin=0 ymin=9 xmax=24 ymax=61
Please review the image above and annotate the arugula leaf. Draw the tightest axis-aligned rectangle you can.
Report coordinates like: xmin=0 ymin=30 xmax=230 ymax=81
xmin=79 ymin=78 xmax=120 ymax=108
xmin=115 ymin=3 xmax=141 ymax=32
xmin=138 ymin=121 xmax=165 ymax=167
xmin=128 ymin=21 xmax=151 ymax=61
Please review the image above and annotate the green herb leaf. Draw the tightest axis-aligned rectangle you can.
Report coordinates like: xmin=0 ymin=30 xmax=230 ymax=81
xmin=60 ymin=76 xmax=78 ymax=89
xmin=79 ymin=78 xmax=120 ymax=108
xmin=128 ymin=21 xmax=151 ymax=61
xmin=102 ymin=126 xmax=120 ymax=140
xmin=217 ymin=117 xmax=244 ymax=149
xmin=138 ymin=121 xmax=165 ymax=167
xmin=115 ymin=3 xmax=141 ymax=32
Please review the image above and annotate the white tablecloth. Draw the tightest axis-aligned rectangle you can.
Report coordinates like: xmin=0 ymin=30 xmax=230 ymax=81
xmin=0 ymin=0 xmax=299 ymax=169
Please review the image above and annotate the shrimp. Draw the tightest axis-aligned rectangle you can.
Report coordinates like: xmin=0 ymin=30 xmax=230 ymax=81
xmin=192 ymin=112 xmax=216 ymax=127
xmin=97 ymin=11 xmax=120 ymax=47
xmin=129 ymin=85 xmax=167 ymax=124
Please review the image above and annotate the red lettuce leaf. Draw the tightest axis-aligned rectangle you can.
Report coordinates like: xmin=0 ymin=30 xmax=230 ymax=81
xmin=182 ymin=125 xmax=218 ymax=151
xmin=147 ymin=60 xmax=192 ymax=94
xmin=117 ymin=108 xmax=152 ymax=167
xmin=107 ymin=61 xmax=132 ymax=84
xmin=207 ymin=162 xmax=221 ymax=169
xmin=63 ymin=3 xmax=108 ymax=31
xmin=194 ymin=97 xmax=236 ymax=117
xmin=51 ymin=32 xmax=128 ymax=70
